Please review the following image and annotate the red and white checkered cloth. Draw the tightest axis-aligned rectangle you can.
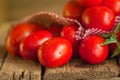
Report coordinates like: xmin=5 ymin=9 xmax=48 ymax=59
xmin=75 ymin=16 xmax=120 ymax=40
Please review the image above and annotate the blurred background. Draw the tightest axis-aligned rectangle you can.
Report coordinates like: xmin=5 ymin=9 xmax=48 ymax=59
xmin=0 ymin=0 xmax=67 ymax=26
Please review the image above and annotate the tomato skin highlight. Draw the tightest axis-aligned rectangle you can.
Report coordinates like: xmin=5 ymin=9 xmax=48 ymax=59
xmin=6 ymin=23 xmax=42 ymax=56
xmin=75 ymin=0 xmax=103 ymax=7
xmin=79 ymin=35 xmax=108 ymax=64
xmin=81 ymin=5 xmax=115 ymax=31
xmin=38 ymin=37 xmax=72 ymax=68
xmin=20 ymin=30 xmax=53 ymax=60
xmin=102 ymin=0 xmax=120 ymax=16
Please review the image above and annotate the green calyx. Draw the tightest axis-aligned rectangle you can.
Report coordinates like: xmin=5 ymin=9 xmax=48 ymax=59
xmin=101 ymin=23 xmax=120 ymax=58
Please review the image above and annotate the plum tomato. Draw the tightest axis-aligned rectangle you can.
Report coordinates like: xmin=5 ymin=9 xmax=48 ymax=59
xmin=20 ymin=30 xmax=53 ymax=60
xmin=63 ymin=0 xmax=84 ymax=22
xmin=75 ymin=0 xmax=103 ymax=7
xmin=6 ymin=23 xmax=43 ymax=56
xmin=102 ymin=0 xmax=120 ymax=16
xmin=48 ymin=24 xmax=63 ymax=36
xmin=81 ymin=5 xmax=115 ymax=31
xmin=38 ymin=37 xmax=72 ymax=68
xmin=61 ymin=25 xmax=80 ymax=57
xmin=79 ymin=35 xmax=108 ymax=64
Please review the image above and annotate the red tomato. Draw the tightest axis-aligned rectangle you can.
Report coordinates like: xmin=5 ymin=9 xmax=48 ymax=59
xmin=63 ymin=0 xmax=84 ymax=22
xmin=102 ymin=0 xmax=120 ymax=16
xmin=6 ymin=23 xmax=43 ymax=56
xmin=61 ymin=25 xmax=80 ymax=57
xmin=48 ymin=24 xmax=63 ymax=36
xmin=20 ymin=30 xmax=53 ymax=60
xmin=81 ymin=5 xmax=115 ymax=31
xmin=38 ymin=37 xmax=72 ymax=68
xmin=79 ymin=35 xmax=108 ymax=64
xmin=75 ymin=0 xmax=102 ymax=7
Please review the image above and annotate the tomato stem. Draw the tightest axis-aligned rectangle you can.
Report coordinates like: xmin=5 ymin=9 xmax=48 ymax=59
xmin=101 ymin=23 xmax=120 ymax=57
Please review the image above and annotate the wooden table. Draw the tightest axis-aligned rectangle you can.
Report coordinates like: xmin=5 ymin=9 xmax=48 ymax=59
xmin=0 ymin=23 xmax=120 ymax=80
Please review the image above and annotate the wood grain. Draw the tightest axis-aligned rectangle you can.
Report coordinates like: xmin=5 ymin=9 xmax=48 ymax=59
xmin=0 ymin=47 xmax=7 ymax=70
xmin=44 ymin=59 xmax=119 ymax=80
xmin=0 ymin=54 xmax=41 ymax=80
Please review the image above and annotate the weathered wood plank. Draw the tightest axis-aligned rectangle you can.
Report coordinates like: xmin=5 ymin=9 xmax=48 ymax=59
xmin=0 ymin=47 xmax=7 ymax=70
xmin=96 ymin=77 xmax=120 ymax=80
xmin=44 ymin=59 xmax=119 ymax=80
xmin=0 ymin=54 xmax=41 ymax=80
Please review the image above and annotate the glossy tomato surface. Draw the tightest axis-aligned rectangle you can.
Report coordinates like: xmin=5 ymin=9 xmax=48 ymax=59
xmin=79 ymin=35 xmax=108 ymax=64
xmin=81 ymin=6 xmax=115 ymax=31
xmin=102 ymin=0 xmax=120 ymax=16
xmin=38 ymin=37 xmax=72 ymax=68
xmin=63 ymin=0 xmax=84 ymax=22
xmin=20 ymin=30 xmax=53 ymax=60
xmin=61 ymin=25 xmax=80 ymax=57
xmin=75 ymin=0 xmax=102 ymax=7
xmin=6 ymin=23 xmax=42 ymax=56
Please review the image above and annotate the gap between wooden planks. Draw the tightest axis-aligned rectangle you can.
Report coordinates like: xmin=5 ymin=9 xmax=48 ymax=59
xmin=0 ymin=23 xmax=120 ymax=80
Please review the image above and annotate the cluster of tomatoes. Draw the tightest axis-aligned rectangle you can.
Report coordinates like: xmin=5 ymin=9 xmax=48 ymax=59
xmin=63 ymin=0 xmax=120 ymax=63
xmin=6 ymin=0 xmax=120 ymax=68
xmin=63 ymin=0 xmax=120 ymax=31
xmin=6 ymin=23 xmax=79 ymax=68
